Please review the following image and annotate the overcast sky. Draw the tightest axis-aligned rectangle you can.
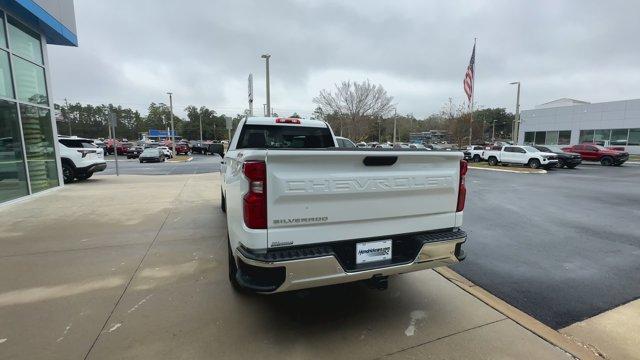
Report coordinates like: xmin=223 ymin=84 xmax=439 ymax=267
xmin=47 ymin=0 xmax=640 ymax=119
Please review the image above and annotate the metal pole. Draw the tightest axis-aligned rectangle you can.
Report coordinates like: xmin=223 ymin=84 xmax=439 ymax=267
xmin=261 ymin=54 xmax=271 ymax=116
xmin=510 ymin=82 xmax=521 ymax=144
xmin=167 ymin=92 xmax=176 ymax=155
xmin=492 ymin=121 xmax=496 ymax=142
xmin=393 ymin=110 xmax=397 ymax=144
xmin=515 ymin=83 xmax=521 ymax=143
xmin=199 ymin=111 xmax=203 ymax=143
xmin=65 ymin=98 xmax=71 ymax=136
xmin=110 ymin=111 xmax=119 ymax=176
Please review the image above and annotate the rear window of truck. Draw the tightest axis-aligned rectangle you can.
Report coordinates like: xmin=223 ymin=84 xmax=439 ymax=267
xmin=237 ymin=125 xmax=335 ymax=149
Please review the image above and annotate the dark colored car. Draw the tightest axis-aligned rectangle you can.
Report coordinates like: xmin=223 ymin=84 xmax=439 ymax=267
xmin=175 ymin=142 xmax=191 ymax=155
xmin=126 ymin=146 xmax=144 ymax=159
xmin=139 ymin=148 xmax=165 ymax=163
xmin=533 ymin=145 xmax=582 ymax=169
xmin=562 ymin=144 xmax=629 ymax=166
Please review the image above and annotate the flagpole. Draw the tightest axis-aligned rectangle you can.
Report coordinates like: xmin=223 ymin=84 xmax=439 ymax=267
xmin=469 ymin=38 xmax=476 ymax=146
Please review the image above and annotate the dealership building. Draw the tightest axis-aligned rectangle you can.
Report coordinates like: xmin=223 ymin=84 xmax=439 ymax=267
xmin=518 ymin=98 xmax=640 ymax=154
xmin=0 ymin=0 xmax=76 ymax=205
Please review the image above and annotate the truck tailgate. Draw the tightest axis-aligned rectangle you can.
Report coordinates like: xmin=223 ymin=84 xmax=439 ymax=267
xmin=266 ymin=150 xmax=462 ymax=248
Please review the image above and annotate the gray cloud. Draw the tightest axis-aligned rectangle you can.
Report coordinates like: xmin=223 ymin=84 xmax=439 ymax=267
xmin=47 ymin=0 xmax=640 ymax=118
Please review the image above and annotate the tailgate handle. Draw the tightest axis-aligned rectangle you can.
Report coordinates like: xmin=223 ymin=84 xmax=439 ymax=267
xmin=363 ymin=156 xmax=397 ymax=166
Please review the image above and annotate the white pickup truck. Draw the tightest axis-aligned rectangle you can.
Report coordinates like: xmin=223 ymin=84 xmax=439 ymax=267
xmin=221 ymin=117 xmax=468 ymax=293
xmin=482 ymin=145 xmax=558 ymax=169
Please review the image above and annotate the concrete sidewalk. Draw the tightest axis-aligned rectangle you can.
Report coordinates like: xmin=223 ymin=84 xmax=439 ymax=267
xmin=1 ymin=173 xmax=572 ymax=359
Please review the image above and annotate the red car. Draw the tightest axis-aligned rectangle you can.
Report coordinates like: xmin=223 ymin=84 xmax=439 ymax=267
xmin=175 ymin=143 xmax=191 ymax=155
xmin=562 ymin=144 xmax=629 ymax=166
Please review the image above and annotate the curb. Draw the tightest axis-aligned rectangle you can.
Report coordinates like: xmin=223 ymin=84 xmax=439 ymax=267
xmin=434 ymin=267 xmax=602 ymax=360
xmin=468 ymin=166 xmax=547 ymax=174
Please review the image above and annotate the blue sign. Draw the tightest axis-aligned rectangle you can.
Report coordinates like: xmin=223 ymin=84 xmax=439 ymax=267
xmin=149 ymin=129 xmax=176 ymax=137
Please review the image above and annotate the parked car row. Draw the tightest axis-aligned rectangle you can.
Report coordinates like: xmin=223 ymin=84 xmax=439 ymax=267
xmin=466 ymin=142 xmax=629 ymax=169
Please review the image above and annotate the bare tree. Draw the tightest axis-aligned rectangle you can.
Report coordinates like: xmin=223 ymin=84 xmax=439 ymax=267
xmin=313 ymin=80 xmax=395 ymax=139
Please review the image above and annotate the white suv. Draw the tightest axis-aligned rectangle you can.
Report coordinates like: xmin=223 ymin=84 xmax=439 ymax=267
xmin=58 ymin=136 xmax=107 ymax=183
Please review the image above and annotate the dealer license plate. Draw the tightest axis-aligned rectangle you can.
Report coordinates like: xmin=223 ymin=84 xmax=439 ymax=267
xmin=356 ymin=240 xmax=392 ymax=264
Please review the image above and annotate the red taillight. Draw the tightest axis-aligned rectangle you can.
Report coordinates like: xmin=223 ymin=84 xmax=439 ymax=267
xmin=243 ymin=161 xmax=267 ymax=229
xmin=275 ymin=118 xmax=301 ymax=124
xmin=457 ymin=160 xmax=468 ymax=212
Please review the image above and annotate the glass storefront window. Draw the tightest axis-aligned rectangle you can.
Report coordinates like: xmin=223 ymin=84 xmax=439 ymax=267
xmin=13 ymin=56 xmax=47 ymax=105
xmin=628 ymin=128 xmax=640 ymax=146
xmin=524 ymin=132 xmax=534 ymax=144
xmin=0 ymin=13 xmax=7 ymax=49
xmin=610 ymin=129 xmax=629 ymax=146
xmin=558 ymin=130 xmax=571 ymax=145
xmin=0 ymin=99 xmax=28 ymax=202
xmin=0 ymin=49 xmax=13 ymax=98
xmin=594 ymin=129 xmax=610 ymax=145
xmin=579 ymin=129 xmax=594 ymax=143
xmin=7 ymin=17 xmax=43 ymax=64
xmin=20 ymin=104 xmax=58 ymax=193
xmin=534 ymin=131 xmax=546 ymax=144
xmin=545 ymin=131 xmax=559 ymax=145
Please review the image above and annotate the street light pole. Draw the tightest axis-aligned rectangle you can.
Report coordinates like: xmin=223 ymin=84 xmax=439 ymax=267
xmin=510 ymin=82 xmax=521 ymax=144
xmin=167 ymin=92 xmax=176 ymax=155
xmin=199 ymin=111 xmax=203 ymax=143
xmin=492 ymin=120 xmax=496 ymax=142
xmin=261 ymin=54 xmax=271 ymax=117
xmin=64 ymin=98 xmax=72 ymax=135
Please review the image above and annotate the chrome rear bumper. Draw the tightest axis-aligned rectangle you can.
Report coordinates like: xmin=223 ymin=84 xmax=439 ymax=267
xmin=234 ymin=230 xmax=466 ymax=293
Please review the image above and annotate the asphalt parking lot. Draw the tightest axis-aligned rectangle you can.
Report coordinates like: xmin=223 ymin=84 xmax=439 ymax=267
xmin=99 ymin=154 xmax=221 ymax=175
xmin=454 ymin=163 xmax=640 ymax=329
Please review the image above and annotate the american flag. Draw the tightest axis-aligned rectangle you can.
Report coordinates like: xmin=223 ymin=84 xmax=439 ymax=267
xmin=463 ymin=43 xmax=475 ymax=103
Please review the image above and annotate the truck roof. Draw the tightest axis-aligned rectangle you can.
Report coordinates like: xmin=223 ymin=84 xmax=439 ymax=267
xmin=245 ymin=117 xmax=328 ymax=128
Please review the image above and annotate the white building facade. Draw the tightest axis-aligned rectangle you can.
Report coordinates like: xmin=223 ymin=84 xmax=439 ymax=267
xmin=518 ymin=98 xmax=640 ymax=155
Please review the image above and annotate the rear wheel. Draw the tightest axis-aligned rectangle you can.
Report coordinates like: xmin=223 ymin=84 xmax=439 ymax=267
xmin=557 ymin=159 xmax=566 ymax=168
xmin=62 ymin=163 xmax=75 ymax=183
xmin=600 ymin=156 xmax=613 ymax=166
xmin=528 ymin=158 xmax=541 ymax=169
xmin=488 ymin=157 xmax=498 ymax=166
xmin=566 ymin=164 xmax=577 ymax=169
xmin=76 ymin=173 xmax=93 ymax=181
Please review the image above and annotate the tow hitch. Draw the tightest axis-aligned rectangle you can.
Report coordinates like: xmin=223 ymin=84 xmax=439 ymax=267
xmin=367 ymin=275 xmax=388 ymax=290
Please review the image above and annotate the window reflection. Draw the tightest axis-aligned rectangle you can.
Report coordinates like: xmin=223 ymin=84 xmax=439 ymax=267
xmin=0 ymin=99 xmax=28 ymax=201
xmin=20 ymin=104 xmax=58 ymax=192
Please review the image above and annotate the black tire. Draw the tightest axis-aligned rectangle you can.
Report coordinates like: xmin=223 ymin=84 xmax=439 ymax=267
xmin=140 ymin=159 xmax=144 ymax=163
xmin=62 ymin=162 xmax=75 ymax=183
xmin=557 ymin=159 xmax=566 ymax=168
xmin=600 ymin=157 xmax=613 ymax=166
xmin=472 ymin=154 xmax=481 ymax=163
xmin=488 ymin=157 xmax=498 ymax=166
xmin=528 ymin=158 xmax=541 ymax=169
xmin=566 ymin=164 xmax=578 ymax=169
xmin=221 ymin=189 xmax=226 ymax=213
xmin=76 ymin=173 xmax=93 ymax=181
